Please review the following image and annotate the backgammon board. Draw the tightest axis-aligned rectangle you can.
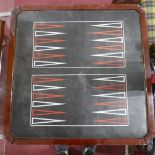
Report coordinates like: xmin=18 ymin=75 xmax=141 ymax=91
xmin=3 ymin=5 xmax=154 ymax=145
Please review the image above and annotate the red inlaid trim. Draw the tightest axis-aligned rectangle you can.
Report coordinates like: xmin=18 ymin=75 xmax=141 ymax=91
xmin=95 ymin=100 xmax=127 ymax=108
xmin=33 ymin=53 xmax=66 ymax=59
xmin=32 ymin=77 xmax=65 ymax=84
xmin=93 ymin=44 xmax=124 ymax=51
xmin=34 ymin=38 xmax=65 ymax=44
xmin=95 ymin=117 xmax=128 ymax=124
xmin=93 ymin=84 xmax=126 ymax=90
xmin=91 ymin=29 xmax=122 ymax=36
xmin=93 ymin=59 xmax=124 ymax=67
xmin=32 ymin=109 xmax=66 ymax=116
xmin=35 ymin=23 xmax=64 ymax=29
xmin=32 ymin=93 xmax=64 ymax=99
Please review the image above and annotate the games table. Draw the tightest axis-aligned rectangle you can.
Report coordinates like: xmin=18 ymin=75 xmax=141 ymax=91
xmin=1 ymin=4 xmax=154 ymax=145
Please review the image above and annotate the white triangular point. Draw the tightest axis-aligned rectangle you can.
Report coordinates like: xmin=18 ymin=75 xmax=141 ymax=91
xmin=92 ymin=109 xmax=127 ymax=116
xmin=92 ymin=37 xmax=123 ymax=43
xmin=33 ymin=85 xmax=66 ymax=91
xmin=93 ymin=75 xmax=125 ymax=83
xmin=91 ymin=22 xmax=123 ymax=28
xmin=32 ymin=101 xmax=66 ymax=107
xmin=32 ymin=117 xmax=66 ymax=125
xmin=34 ymin=45 xmax=65 ymax=51
xmin=35 ymin=31 xmax=66 ymax=37
xmin=91 ymin=52 xmax=124 ymax=58
xmin=34 ymin=61 xmax=66 ymax=67
xmin=92 ymin=92 xmax=126 ymax=99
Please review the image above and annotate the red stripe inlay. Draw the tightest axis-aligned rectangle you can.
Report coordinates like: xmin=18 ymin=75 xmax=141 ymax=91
xmin=34 ymin=38 xmax=65 ymax=44
xmin=93 ymin=44 xmax=124 ymax=51
xmin=32 ymin=93 xmax=64 ymax=99
xmin=93 ymin=60 xmax=124 ymax=67
xmin=95 ymin=101 xmax=127 ymax=108
xmin=93 ymin=84 xmax=126 ymax=91
xmin=91 ymin=29 xmax=123 ymax=36
xmin=32 ymin=77 xmax=65 ymax=84
xmin=95 ymin=117 xmax=128 ymax=124
xmin=32 ymin=109 xmax=65 ymax=116
xmin=33 ymin=53 xmax=66 ymax=59
xmin=35 ymin=24 xmax=64 ymax=29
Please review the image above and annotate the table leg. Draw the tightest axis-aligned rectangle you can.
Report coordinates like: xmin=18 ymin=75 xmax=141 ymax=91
xmin=83 ymin=145 xmax=97 ymax=155
xmin=55 ymin=145 xmax=69 ymax=155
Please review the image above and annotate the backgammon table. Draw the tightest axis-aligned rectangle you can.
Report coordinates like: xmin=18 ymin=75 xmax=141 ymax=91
xmin=2 ymin=4 xmax=155 ymax=145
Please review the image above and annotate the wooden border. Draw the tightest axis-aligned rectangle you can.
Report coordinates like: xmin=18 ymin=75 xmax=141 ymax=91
xmin=4 ymin=4 xmax=154 ymax=145
xmin=0 ymin=20 xmax=5 ymax=55
xmin=112 ymin=0 xmax=141 ymax=4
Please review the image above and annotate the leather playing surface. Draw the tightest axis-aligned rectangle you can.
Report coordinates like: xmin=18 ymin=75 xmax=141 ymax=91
xmin=11 ymin=10 xmax=147 ymax=138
